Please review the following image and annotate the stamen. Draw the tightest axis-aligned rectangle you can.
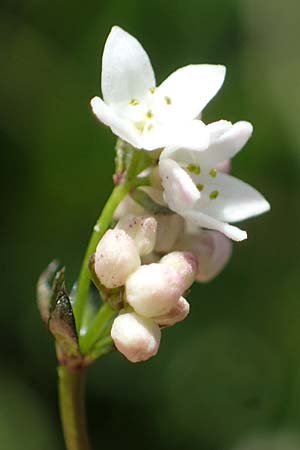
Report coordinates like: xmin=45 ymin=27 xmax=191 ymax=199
xmin=147 ymin=124 xmax=154 ymax=132
xmin=196 ymin=183 xmax=204 ymax=191
xmin=146 ymin=110 xmax=154 ymax=119
xmin=186 ymin=164 xmax=201 ymax=175
xmin=130 ymin=99 xmax=139 ymax=106
xmin=164 ymin=96 xmax=172 ymax=105
xmin=209 ymin=190 xmax=219 ymax=200
xmin=149 ymin=87 xmax=156 ymax=94
xmin=209 ymin=168 xmax=217 ymax=178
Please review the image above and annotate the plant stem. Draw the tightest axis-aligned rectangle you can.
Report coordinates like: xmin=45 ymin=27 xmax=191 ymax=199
xmin=74 ymin=182 xmax=132 ymax=332
xmin=80 ymin=302 xmax=116 ymax=354
xmin=58 ymin=366 xmax=92 ymax=450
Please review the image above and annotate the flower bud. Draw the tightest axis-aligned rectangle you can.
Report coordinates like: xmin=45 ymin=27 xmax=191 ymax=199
xmin=114 ymin=195 xmax=145 ymax=220
xmin=154 ymin=214 xmax=185 ymax=253
xmin=159 ymin=251 xmax=197 ymax=291
xmin=154 ymin=296 xmax=190 ymax=327
xmin=126 ymin=263 xmax=184 ymax=317
xmin=111 ymin=311 xmax=161 ymax=363
xmin=217 ymin=159 xmax=231 ymax=174
xmin=95 ymin=229 xmax=140 ymax=288
xmin=116 ymin=215 xmax=157 ymax=256
xmin=176 ymin=231 xmax=232 ymax=282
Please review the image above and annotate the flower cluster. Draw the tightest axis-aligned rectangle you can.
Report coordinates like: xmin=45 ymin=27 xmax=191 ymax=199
xmin=89 ymin=26 xmax=270 ymax=362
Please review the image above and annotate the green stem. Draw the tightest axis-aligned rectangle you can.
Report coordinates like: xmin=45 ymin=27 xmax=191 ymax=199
xmin=74 ymin=182 xmax=132 ymax=331
xmin=58 ymin=366 xmax=92 ymax=450
xmin=80 ymin=303 xmax=116 ymax=354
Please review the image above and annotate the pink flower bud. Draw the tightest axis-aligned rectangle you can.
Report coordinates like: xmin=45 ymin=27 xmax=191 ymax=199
xmin=176 ymin=231 xmax=232 ymax=282
xmin=159 ymin=251 xmax=197 ymax=291
xmin=154 ymin=214 xmax=185 ymax=253
xmin=154 ymin=296 xmax=190 ymax=327
xmin=216 ymin=159 xmax=231 ymax=174
xmin=114 ymin=195 xmax=145 ymax=220
xmin=95 ymin=229 xmax=140 ymax=288
xmin=116 ymin=215 xmax=157 ymax=256
xmin=125 ymin=263 xmax=184 ymax=317
xmin=111 ymin=312 xmax=161 ymax=363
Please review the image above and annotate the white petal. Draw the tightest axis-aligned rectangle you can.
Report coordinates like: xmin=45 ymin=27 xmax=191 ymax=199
xmin=157 ymin=64 xmax=226 ymax=120
xmin=159 ymin=159 xmax=200 ymax=213
xmin=204 ymin=120 xmax=253 ymax=165
xmin=161 ymin=121 xmax=252 ymax=166
xmin=184 ymin=209 xmax=247 ymax=241
xmin=142 ymin=119 xmax=209 ymax=151
xmin=90 ymin=96 xmax=142 ymax=148
xmin=192 ymin=172 xmax=270 ymax=223
xmin=101 ymin=26 xmax=155 ymax=106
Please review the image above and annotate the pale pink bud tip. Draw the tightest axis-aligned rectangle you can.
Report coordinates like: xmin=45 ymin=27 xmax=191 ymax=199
xmin=111 ymin=312 xmax=161 ymax=363
xmin=116 ymin=215 xmax=157 ymax=256
xmin=154 ymin=296 xmax=190 ymax=327
xmin=95 ymin=229 xmax=140 ymax=288
xmin=160 ymin=251 xmax=197 ymax=291
xmin=126 ymin=263 xmax=184 ymax=318
xmin=177 ymin=231 xmax=232 ymax=282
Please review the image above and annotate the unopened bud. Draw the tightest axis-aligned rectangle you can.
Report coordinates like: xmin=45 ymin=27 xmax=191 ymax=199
xmin=95 ymin=229 xmax=140 ymax=288
xmin=160 ymin=251 xmax=197 ymax=291
xmin=154 ymin=296 xmax=190 ymax=327
xmin=126 ymin=263 xmax=184 ymax=317
xmin=154 ymin=214 xmax=185 ymax=253
xmin=116 ymin=215 xmax=157 ymax=256
xmin=217 ymin=159 xmax=231 ymax=174
xmin=114 ymin=195 xmax=145 ymax=220
xmin=111 ymin=311 xmax=161 ymax=363
xmin=176 ymin=231 xmax=232 ymax=282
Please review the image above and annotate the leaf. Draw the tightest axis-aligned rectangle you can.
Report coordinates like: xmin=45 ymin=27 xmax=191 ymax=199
xmin=48 ymin=287 xmax=81 ymax=360
xmin=37 ymin=260 xmax=60 ymax=323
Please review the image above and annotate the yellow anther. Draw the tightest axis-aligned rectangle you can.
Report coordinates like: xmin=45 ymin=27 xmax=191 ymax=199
xmin=147 ymin=123 xmax=154 ymax=132
xmin=130 ymin=99 xmax=139 ymax=106
xmin=196 ymin=183 xmax=204 ymax=191
xmin=209 ymin=168 xmax=217 ymax=178
xmin=164 ymin=96 xmax=172 ymax=105
xmin=186 ymin=164 xmax=201 ymax=175
xmin=209 ymin=190 xmax=219 ymax=200
xmin=146 ymin=110 xmax=154 ymax=119
xmin=149 ymin=87 xmax=156 ymax=94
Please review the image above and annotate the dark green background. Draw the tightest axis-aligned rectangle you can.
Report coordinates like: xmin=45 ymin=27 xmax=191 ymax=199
xmin=1 ymin=0 xmax=300 ymax=449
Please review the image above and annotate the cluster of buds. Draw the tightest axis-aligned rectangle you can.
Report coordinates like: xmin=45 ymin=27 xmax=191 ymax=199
xmin=91 ymin=203 xmax=232 ymax=362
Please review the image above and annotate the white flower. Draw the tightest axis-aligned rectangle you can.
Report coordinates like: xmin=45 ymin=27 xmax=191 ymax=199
xmin=159 ymin=120 xmax=270 ymax=241
xmin=91 ymin=26 xmax=226 ymax=151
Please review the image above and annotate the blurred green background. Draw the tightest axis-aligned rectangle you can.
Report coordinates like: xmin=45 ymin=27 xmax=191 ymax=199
xmin=1 ymin=0 xmax=300 ymax=449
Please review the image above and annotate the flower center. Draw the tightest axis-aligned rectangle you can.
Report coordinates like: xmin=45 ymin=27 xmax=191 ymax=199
xmin=125 ymin=88 xmax=173 ymax=135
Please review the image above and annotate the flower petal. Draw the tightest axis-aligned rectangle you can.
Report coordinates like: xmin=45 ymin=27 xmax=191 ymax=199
xmin=161 ymin=121 xmax=252 ymax=165
xmin=157 ymin=64 xmax=226 ymax=120
xmin=159 ymin=159 xmax=200 ymax=212
xmin=142 ymin=119 xmax=209 ymax=151
xmin=192 ymin=172 xmax=271 ymax=223
xmin=184 ymin=209 xmax=247 ymax=241
xmin=101 ymin=26 xmax=155 ymax=106
xmin=90 ymin=96 xmax=142 ymax=148
xmin=204 ymin=120 xmax=253 ymax=165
